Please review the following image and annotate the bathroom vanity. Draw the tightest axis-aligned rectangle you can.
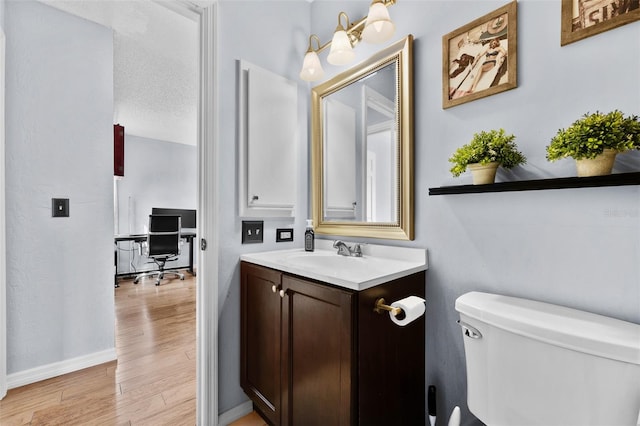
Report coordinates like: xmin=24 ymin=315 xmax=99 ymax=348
xmin=240 ymin=241 xmax=428 ymax=425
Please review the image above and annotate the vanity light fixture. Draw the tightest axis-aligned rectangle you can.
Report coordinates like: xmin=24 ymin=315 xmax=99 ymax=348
xmin=300 ymin=35 xmax=325 ymax=81
xmin=299 ymin=0 xmax=396 ymax=82
xmin=361 ymin=0 xmax=396 ymax=43
xmin=327 ymin=12 xmax=356 ymax=65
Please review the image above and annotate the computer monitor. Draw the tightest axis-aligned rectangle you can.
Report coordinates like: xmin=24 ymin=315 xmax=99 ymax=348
xmin=151 ymin=208 xmax=196 ymax=229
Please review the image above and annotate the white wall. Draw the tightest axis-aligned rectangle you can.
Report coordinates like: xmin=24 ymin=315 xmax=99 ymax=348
xmin=216 ymin=0 xmax=311 ymax=412
xmin=115 ymin=134 xmax=197 ymax=273
xmin=5 ymin=1 xmax=115 ymax=375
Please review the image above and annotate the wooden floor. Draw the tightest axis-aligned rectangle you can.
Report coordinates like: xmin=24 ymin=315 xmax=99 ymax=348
xmin=228 ymin=411 xmax=268 ymax=426
xmin=0 ymin=274 xmax=196 ymax=426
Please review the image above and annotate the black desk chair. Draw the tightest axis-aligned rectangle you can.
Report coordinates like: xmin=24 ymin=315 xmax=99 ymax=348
xmin=134 ymin=215 xmax=185 ymax=286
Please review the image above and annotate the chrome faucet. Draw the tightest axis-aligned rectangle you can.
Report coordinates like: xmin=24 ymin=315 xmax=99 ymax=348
xmin=333 ymin=240 xmax=363 ymax=257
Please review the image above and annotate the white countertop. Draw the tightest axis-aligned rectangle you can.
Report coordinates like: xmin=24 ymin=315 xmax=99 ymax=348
xmin=240 ymin=239 xmax=428 ymax=291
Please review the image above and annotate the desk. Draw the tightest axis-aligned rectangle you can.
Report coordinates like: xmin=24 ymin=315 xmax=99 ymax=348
xmin=114 ymin=231 xmax=196 ymax=286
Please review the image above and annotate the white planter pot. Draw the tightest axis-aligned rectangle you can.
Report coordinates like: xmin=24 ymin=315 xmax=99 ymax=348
xmin=467 ymin=161 xmax=499 ymax=185
xmin=575 ymin=149 xmax=617 ymax=177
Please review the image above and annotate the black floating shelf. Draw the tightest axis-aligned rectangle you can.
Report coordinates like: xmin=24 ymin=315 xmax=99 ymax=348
xmin=428 ymin=172 xmax=640 ymax=195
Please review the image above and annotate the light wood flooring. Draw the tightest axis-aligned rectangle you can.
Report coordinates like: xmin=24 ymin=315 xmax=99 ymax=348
xmin=228 ymin=411 xmax=267 ymax=426
xmin=0 ymin=274 xmax=196 ymax=425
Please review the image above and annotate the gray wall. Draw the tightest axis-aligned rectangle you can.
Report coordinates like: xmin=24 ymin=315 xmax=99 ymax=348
xmin=5 ymin=1 xmax=115 ymax=373
xmin=3 ymin=1 xmax=638 ymax=422
xmin=116 ymin=134 xmax=197 ymax=235
xmin=408 ymin=2 xmax=638 ymax=424
xmin=309 ymin=1 xmax=639 ymax=424
xmin=115 ymin=134 xmax=196 ymax=273
xmin=218 ymin=0 xmax=639 ymax=422
xmin=216 ymin=0 xmax=311 ymax=412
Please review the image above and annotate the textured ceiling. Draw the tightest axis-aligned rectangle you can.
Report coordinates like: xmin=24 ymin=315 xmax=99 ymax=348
xmin=42 ymin=0 xmax=199 ymax=146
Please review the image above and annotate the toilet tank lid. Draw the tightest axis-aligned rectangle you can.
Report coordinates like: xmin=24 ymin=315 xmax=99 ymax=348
xmin=455 ymin=292 xmax=640 ymax=365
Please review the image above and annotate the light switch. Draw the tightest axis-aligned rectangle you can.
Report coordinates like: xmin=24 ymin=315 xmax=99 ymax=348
xmin=242 ymin=221 xmax=264 ymax=244
xmin=52 ymin=198 xmax=69 ymax=217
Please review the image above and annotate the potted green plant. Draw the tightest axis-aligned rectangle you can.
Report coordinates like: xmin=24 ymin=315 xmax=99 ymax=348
xmin=546 ymin=110 xmax=640 ymax=177
xmin=449 ymin=128 xmax=527 ymax=184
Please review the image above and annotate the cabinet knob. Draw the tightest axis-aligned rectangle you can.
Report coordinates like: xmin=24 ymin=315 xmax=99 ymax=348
xmin=272 ymin=285 xmax=281 ymax=293
xmin=279 ymin=289 xmax=285 ymax=298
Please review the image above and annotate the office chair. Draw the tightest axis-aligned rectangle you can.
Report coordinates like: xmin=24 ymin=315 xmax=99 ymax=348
xmin=134 ymin=215 xmax=185 ymax=286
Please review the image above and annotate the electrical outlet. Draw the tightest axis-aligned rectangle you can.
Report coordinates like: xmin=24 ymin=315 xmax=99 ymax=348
xmin=242 ymin=220 xmax=264 ymax=244
xmin=52 ymin=198 xmax=69 ymax=217
xmin=276 ymin=228 xmax=294 ymax=242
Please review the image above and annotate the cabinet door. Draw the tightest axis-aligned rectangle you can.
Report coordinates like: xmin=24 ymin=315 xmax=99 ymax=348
xmin=238 ymin=60 xmax=297 ymax=218
xmin=240 ymin=262 xmax=283 ymax=425
xmin=281 ymin=275 xmax=355 ymax=426
xmin=357 ymin=272 xmax=426 ymax=425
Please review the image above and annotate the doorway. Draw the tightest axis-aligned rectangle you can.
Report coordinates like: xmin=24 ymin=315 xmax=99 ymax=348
xmin=0 ymin=2 xmax=218 ymax=424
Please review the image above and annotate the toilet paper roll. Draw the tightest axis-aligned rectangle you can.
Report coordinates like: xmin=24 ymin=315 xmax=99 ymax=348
xmin=389 ymin=295 xmax=426 ymax=326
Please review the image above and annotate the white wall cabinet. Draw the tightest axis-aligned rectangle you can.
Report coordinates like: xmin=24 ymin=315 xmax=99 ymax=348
xmin=238 ymin=61 xmax=297 ymax=218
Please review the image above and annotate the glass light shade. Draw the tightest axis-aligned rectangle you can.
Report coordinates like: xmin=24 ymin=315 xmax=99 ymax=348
xmin=361 ymin=2 xmax=395 ymax=43
xmin=299 ymin=50 xmax=324 ymax=81
xmin=327 ymin=29 xmax=355 ymax=65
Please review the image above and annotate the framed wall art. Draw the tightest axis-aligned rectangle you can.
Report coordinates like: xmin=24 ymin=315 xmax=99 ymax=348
xmin=561 ymin=0 xmax=640 ymax=45
xmin=442 ymin=1 xmax=517 ymax=109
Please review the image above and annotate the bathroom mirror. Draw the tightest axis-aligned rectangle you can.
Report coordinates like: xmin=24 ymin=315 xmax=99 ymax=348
xmin=311 ymin=35 xmax=414 ymax=240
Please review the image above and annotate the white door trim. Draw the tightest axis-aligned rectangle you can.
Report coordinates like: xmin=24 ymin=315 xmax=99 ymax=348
xmin=195 ymin=3 xmax=219 ymax=425
xmin=0 ymin=27 xmax=7 ymax=400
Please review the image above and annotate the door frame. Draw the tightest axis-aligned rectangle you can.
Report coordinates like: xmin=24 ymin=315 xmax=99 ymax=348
xmin=195 ymin=3 xmax=219 ymax=425
xmin=0 ymin=26 xmax=7 ymax=400
xmin=170 ymin=2 xmax=219 ymax=424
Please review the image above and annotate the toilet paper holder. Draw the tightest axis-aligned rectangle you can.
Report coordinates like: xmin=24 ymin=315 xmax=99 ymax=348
xmin=373 ymin=298 xmax=403 ymax=317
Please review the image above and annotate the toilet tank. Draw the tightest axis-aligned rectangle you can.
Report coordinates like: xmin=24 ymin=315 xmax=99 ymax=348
xmin=455 ymin=292 xmax=640 ymax=426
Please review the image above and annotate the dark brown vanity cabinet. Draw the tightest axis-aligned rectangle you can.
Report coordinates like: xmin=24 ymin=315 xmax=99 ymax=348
xmin=240 ymin=263 xmax=283 ymax=425
xmin=240 ymin=261 xmax=426 ymax=426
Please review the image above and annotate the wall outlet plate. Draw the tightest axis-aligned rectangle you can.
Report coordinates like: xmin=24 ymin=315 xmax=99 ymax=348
xmin=276 ymin=228 xmax=294 ymax=242
xmin=52 ymin=198 xmax=69 ymax=217
xmin=242 ymin=220 xmax=264 ymax=244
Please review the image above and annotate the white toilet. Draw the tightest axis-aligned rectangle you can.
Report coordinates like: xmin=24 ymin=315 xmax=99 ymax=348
xmin=455 ymin=291 xmax=640 ymax=426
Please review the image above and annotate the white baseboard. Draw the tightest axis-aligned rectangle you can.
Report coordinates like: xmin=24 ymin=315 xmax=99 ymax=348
xmin=7 ymin=348 xmax=117 ymax=390
xmin=218 ymin=400 xmax=253 ymax=426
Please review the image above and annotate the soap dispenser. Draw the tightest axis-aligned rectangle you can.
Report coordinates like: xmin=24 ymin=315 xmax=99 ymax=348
xmin=304 ymin=219 xmax=314 ymax=252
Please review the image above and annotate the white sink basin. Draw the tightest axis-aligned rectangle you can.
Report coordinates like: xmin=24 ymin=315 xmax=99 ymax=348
xmin=240 ymin=240 xmax=428 ymax=291
xmin=283 ymin=252 xmax=393 ymax=276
